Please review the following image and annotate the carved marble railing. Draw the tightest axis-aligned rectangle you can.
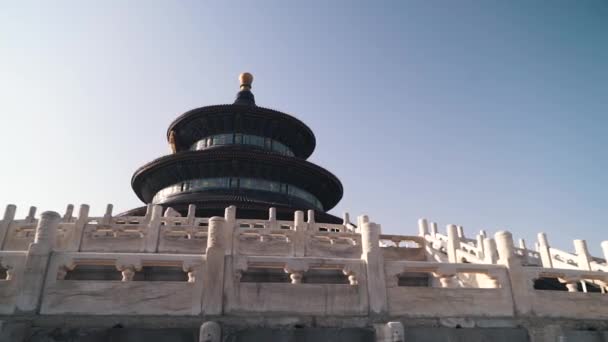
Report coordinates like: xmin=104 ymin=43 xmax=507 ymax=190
xmin=385 ymin=260 xmax=514 ymax=317
xmin=379 ymin=235 xmax=426 ymax=261
xmin=522 ymin=267 xmax=608 ymax=319
xmin=4 ymin=205 xmax=608 ymax=271
xmin=0 ymin=205 xmax=362 ymax=259
xmin=1 ymin=203 xmax=608 ymax=320
xmin=41 ymin=251 xmax=205 ymax=315
xmin=418 ymin=218 xmax=608 ymax=272
xmin=0 ymin=251 xmax=28 ymax=314
xmin=224 ymin=255 xmax=368 ymax=316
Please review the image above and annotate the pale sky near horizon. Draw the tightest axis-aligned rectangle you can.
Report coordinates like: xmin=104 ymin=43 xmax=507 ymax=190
xmin=1 ymin=1 xmax=607 ymax=254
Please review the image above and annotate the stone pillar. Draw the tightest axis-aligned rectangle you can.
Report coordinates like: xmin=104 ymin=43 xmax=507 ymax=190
xmin=518 ymin=238 xmax=528 ymax=264
xmin=199 ymin=321 xmax=221 ymax=342
xmin=31 ymin=211 xmax=60 ymax=254
xmin=456 ymin=225 xmax=465 ymax=239
xmin=602 ymin=241 xmax=608 ymax=264
xmin=144 ymin=205 xmax=163 ymax=253
xmin=573 ymin=239 xmax=591 ymax=271
xmin=69 ymin=204 xmax=89 ymax=252
xmin=446 ymin=224 xmax=459 ymax=263
xmin=203 ymin=217 xmax=226 ymax=315
xmin=418 ymin=218 xmax=429 ymax=237
xmin=430 ymin=222 xmax=438 ymax=238
xmin=483 ymin=237 xmax=498 ymax=264
xmin=102 ymin=204 xmax=113 ymax=225
xmin=476 ymin=234 xmax=485 ymax=259
xmin=223 ymin=205 xmax=236 ymax=255
xmin=293 ymin=210 xmax=306 ymax=257
xmin=375 ymin=321 xmax=404 ymax=342
xmin=25 ymin=206 xmax=37 ymax=224
xmin=518 ymin=238 xmax=527 ymax=250
xmin=495 ymin=231 xmax=515 ymax=264
xmin=537 ymin=232 xmax=553 ymax=268
xmin=186 ymin=204 xmax=196 ymax=223
xmin=0 ymin=204 xmax=16 ymax=250
xmin=16 ymin=211 xmax=61 ymax=313
xmin=343 ymin=212 xmax=351 ymax=225
xmin=307 ymin=209 xmax=315 ymax=225
xmin=361 ymin=216 xmax=387 ymax=315
xmin=62 ymin=204 xmax=74 ymax=222
xmin=268 ymin=207 xmax=278 ymax=230
xmin=495 ymin=230 xmax=531 ymax=315
xmin=268 ymin=207 xmax=277 ymax=221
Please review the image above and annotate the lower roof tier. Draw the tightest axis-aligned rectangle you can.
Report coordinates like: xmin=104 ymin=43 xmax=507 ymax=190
xmin=131 ymin=146 xmax=343 ymax=211
xmin=153 ymin=178 xmax=324 ymax=211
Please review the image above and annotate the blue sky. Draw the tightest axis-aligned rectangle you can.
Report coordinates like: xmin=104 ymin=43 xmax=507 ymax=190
xmin=1 ymin=1 xmax=607 ymax=254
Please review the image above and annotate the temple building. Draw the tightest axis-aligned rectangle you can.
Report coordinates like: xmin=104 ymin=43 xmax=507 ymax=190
xmin=0 ymin=74 xmax=607 ymax=342
xmin=127 ymin=73 xmax=343 ymax=223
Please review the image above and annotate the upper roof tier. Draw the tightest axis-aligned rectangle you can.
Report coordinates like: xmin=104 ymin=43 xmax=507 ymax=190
xmin=166 ymin=74 xmax=316 ymax=159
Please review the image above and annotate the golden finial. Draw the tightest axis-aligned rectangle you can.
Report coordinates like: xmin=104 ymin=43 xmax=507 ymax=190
xmin=168 ymin=130 xmax=177 ymax=154
xmin=239 ymin=72 xmax=253 ymax=91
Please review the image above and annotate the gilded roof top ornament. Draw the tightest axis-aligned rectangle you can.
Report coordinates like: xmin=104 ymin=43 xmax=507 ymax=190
xmin=239 ymin=72 xmax=253 ymax=91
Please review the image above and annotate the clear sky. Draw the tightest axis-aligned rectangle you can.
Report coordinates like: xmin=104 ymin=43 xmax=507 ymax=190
xmin=1 ymin=1 xmax=607 ymax=254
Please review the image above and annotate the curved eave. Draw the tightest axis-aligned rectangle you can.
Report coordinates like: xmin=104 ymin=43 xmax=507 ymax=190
xmin=131 ymin=147 xmax=343 ymax=211
xmin=166 ymin=104 xmax=316 ymax=158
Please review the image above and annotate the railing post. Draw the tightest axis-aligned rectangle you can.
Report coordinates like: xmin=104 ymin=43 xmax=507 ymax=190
xmin=430 ymin=222 xmax=438 ymax=238
xmin=483 ymin=237 xmax=498 ymax=264
xmin=25 ymin=206 xmax=37 ymax=224
xmin=68 ymin=204 xmax=89 ymax=252
xmin=537 ymin=232 xmax=553 ymax=268
xmin=418 ymin=218 xmax=429 ymax=237
xmin=293 ymin=211 xmax=306 ymax=257
xmin=16 ymin=211 xmax=61 ymax=313
xmin=224 ymin=205 xmax=236 ymax=255
xmin=456 ymin=225 xmax=465 ymax=239
xmin=203 ymin=216 xmax=226 ymax=315
xmin=495 ymin=230 xmax=531 ymax=315
xmin=476 ymin=234 xmax=485 ymax=259
xmin=573 ymin=239 xmax=591 ymax=271
xmin=268 ymin=207 xmax=278 ymax=230
xmin=102 ymin=204 xmax=113 ymax=225
xmin=360 ymin=216 xmax=387 ymax=316
xmin=601 ymin=241 xmax=608 ymax=264
xmin=0 ymin=204 xmax=16 ymax=250
xmin=518 ymin=238 xmax=528 ymax=263
xmin=62 ymin=204 xmax=74 ymax=222
xmin=307 ymin=209 xmax=315 ymax=230
xmin=342 ymin=212 xmax=350 ymax=225
xmin=144 ymin=205 xmax=163 ymax=253
xmin=187 ymin=204 xmax=197 ymax=225
xmin=446 ymin=224 xmax=459 ymax=263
